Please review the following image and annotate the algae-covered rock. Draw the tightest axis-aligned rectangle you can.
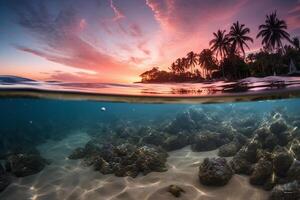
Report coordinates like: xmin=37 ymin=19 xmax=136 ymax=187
xmin=272 ymin=147 xmax=294 ymax=177
xmin=218 ymin=142 xmax=239 ymax=157
xmin=162 ymin=133 xmax=190 ymax=151
xmin=270 ymin=181 xmax=300 ymax=200
xmin=249 ymin=158 xmax=273 ymax=185
xmin=270 ymin=120 xmax=288 ymax=135
xmin=198 ymin=157 xmax=233 ymax=186
xmin=191 ymin=132 xmax=229 ymax=152
xmin=5 ymin=153 xmax=48 ymax=177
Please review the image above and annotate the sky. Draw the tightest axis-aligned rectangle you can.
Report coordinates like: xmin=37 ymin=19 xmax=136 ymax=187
xmin=0 ymin=0 xmax=299 ymax=83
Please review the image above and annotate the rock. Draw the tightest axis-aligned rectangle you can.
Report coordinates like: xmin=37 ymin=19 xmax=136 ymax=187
xmin=238 ymin=140 xmax=261 ymax=163
xmin=167 ymin=185 xmax=185 ymax=197
xmin=92 ymin=156 xmax=110 ymax=173
xmin=198 ymin=158 xmax=233 ymax=186
xmin=270 ymin=181 xmax=300 ymax=200
xmin=230 ymin=156 xmax=253 ymax=175
xmin=162 ymin=133 xmax=190 ymax=151
xmin=5 ymin=154 xmax=48 ymax=177
xmin=218 ymin=142 xmax=239 ymax=157
xmin=232 ymin=116 xmax=259 ymax=137
xmin=249 ymin=158 xmax=273 ymax=185
xmin=134 ymin=145 xmax=168 ymax=175
xmin=287 ymin=160 xmax=300 ymax=181
xmin=234 ymin=134 xmax=248 ymax=146
xmin=288 ymin=139 xmax=300 ymax=160
xmin=270 ymin=120 xmax=288 ymax=135
xmin=68 ymin=147 xmax=86 ymax=159
xmin=263 ymin=175 xmax=279 ymax=191
xmin=263 ymin=134 xmax=279 ymax=150
xmin=0 ymin=164 xmax=10 ymax=192
xmin=85 ymin=144 xmax=168 ymax=178
xmin=269 ymin=120 xmax=290 ymax=146
xmin=256 ymin=127 xmax=271 ymax=141
xmin=272 ymin=147 xmax=294 ymax=177
xmin=167 ymin=111 xmax=196 ymax=133
xmin=141 ymin=131 xmax=166 ymax=146
xmin=191 ymin=132 xmax=227 ymax=152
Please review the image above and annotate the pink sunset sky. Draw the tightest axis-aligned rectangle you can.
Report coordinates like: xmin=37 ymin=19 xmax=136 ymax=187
xmin=0 ymin=0 xmax=299 ymax=83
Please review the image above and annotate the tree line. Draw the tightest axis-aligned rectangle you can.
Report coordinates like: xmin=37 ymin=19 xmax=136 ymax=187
xmin=140 ymin=11 xmax=300 ymax=83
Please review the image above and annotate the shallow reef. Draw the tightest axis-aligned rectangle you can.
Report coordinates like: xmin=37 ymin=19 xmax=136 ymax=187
xmin=67 ymin=106 xmax=300 ymax=199
xmin=1 ymin=104 xmax=300 ymax=200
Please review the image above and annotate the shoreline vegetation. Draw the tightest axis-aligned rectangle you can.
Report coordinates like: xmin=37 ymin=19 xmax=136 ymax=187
xmin=140 ymin=11 xmax=300 ymax=83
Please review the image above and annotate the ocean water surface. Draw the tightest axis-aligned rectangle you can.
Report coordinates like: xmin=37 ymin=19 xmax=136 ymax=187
xmin=0 ymin=76 xmax=300 ymax=200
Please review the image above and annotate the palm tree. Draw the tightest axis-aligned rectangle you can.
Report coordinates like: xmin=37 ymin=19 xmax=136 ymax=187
xmin=175 ymin=58 xmax=185 ymax=74
xmin=291 ymin=37 xmax=300 ymax=51
xmin=227 ymin=21 xmax=253 ymax=57
xmin=181 ymin=57 xmax=189 ymax=72
xmin=186 ymin=51 xmax=198 ymax=73
xmin=169 ymin=62 xmax=177 ymax=74
xmin=198 ymin=49 xmax=217 ymax=78
xmin=257 ymin=11 xmax=290 ymax=52
xmin=209 ymin=30 xmax=230 ymax=78
xmin=209 ymin=30 xmax=230 ymax=60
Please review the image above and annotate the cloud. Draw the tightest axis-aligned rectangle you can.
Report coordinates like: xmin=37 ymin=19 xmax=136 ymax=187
xmin=109 ymin=0 xmax=125 ymax=21
xmin=12 ymin=0 xmax=138 ymax=82
xmin=287 ymin=4 xmax=300 ymax=31
xmin=45 ymin=71 xmax=99 ymax=82
xmin=146 ymin=0 xmax=248 ymax=33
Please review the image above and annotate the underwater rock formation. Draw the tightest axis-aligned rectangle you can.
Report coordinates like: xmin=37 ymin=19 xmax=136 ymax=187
xmin=228 ymin=110 xmax=300 ymax=194
xmin=218 ymin=134 xmax=248 ymax=157
xmin=162 ymin=132 xmax=190 ymax=151
xmin=270 ymin=181 xmax=300 ymax=200
xmin=198 ymin=157 xmax=233 ymax=186
xmin=191 ymin=131 xmax=233 ymax=152
xmin=0 ymin=164 xmax=10 ymax=192
xmin=272 ymin=147 xmax=294 ymax=178
xmin=249 ymin=157 xmax=273 ymax=185
xmin=287 ymin=160 xmax=300 ymax=181
xmin=69 ymin=142 xmax=168 ymax=178
xmin=5 ymin=153 xmax=49 ymax=177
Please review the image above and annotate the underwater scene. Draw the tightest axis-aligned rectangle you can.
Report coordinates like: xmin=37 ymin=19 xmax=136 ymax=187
xmin=2 ymin=0 xmax=300 ymax=199
xmin=0 ymin=97 xmax=300 ymax=200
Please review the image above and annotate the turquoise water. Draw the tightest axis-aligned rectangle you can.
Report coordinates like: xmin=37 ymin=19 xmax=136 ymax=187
xmin=0 ymin=77 xmax=300 ymax=199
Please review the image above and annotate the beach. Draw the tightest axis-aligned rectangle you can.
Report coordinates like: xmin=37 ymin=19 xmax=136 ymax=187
xmin=0 ymin=132 xmax=270 ymax=200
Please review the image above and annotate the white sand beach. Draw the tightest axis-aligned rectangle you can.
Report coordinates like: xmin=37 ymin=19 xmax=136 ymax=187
xmin=0 ymin=132 xmax=270 ymax=200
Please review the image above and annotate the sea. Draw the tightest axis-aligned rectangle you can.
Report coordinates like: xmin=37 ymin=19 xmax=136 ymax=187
xmin=0 ymin=75 xmax=300 ymax=200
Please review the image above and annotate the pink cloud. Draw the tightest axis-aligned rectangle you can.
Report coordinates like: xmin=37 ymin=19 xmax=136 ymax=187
xmin=13 ymin=3 xmax=142 ymax=82
xmin=109 ymin=0 xmax=125 ymax=21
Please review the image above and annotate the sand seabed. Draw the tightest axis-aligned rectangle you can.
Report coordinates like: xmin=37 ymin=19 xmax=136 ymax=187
xmin=0 ymin=132 xmax=270 ymax=200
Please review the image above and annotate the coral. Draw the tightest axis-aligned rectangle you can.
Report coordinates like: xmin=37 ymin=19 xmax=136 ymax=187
xmin=198 ymin=158 xmax=233 ymax=186
xmin=70 ymin=142 xmax=168 ymax=178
